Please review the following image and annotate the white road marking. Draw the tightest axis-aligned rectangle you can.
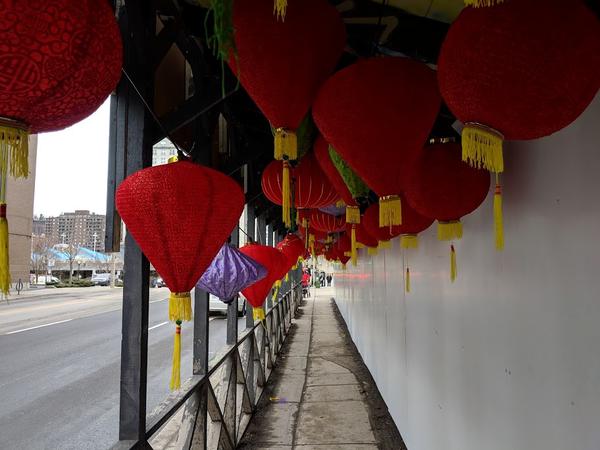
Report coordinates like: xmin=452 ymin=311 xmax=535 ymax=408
xmin=5 ymin=319 xmax=73 ymax=335
xmin=148 ymin=321 xmax=168 ymax=331
xmin=150 ymin=298 xmax=168 ymax=304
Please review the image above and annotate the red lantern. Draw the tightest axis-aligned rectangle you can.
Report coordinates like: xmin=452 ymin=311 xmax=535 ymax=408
xmin=240 ymin=243 xmax=286 ymax=314
xmin=438 ymin=0 xmax=600 ymax=249
xmin=313 ymin=135 xmax=356 ymax=207
xmin=277 ymin=233 xmax=305 ymax=270
xmin=0 ymin=0 xmax=122 ymax=294
xmin=310 ymin=210 xmax=346 ymax=233
xmin=362 ymin=200 xmax=434 ymax=248
xmin=405 ymin=142 xmax=490 ymax=281
xmin=352 ymin=222 xmax=378 ymax=249
xmin=313 ymin=57 xmax=441 ymax=227
xmin=116 ymin=161 xmax=245 ymax=389
xmin=233 ymin=0 xmax=345 ymax=225
xmin=262 ymin=152 xmax=340 ymax=211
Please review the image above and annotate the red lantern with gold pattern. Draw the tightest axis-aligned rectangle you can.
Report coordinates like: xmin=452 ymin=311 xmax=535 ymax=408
xmin=313 ymin=57 xmax=441 ymax=228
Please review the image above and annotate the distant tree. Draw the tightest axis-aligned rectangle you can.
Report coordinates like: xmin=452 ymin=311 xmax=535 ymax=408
xmin=31 ymin=235 xmax=50 ymax=284
xmin=62 ymin=243 xmax=80 ymax=285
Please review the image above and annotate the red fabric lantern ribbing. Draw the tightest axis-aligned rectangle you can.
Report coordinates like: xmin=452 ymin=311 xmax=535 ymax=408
xmin=277 ymin=233 xmax=305 ymax=270
xmin=310 ymin=210 xmax=346 ymax=233
xmin=351 ymin=222 xmax=378 ymax=249
xmin=313 ymin=135 xmax=356 ymax=207
xmin=116 ymin=161 xmax=245 ymax=389
xmin=240 ymin=244 xmax=286 ymax=312
xmin=313 ymin=57 xmax=441 ymax=227
xmin=262 ymin=152 xmax=340 ymax=210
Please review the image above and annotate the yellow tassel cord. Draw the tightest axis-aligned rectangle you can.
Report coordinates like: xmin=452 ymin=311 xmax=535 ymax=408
xmin=272 ymin=286 xmax=280 ymax=301
xmin=462 ymin=123 xmax=504 ymax=174
xmin=450 ymin=245 xmax=457 ymax=283
xmin=437 ymin=221 xmax=463 ymax=241
xmin=350 ymin=225 xmax=358 ymax=266
xmin=379 ymin=195 xmax=402 ymax=228
xmin=282 ymin=161 xmax=292 ymax=228
xmin=356 ymin=242 xmax=365 ymax=249
xmin=285 ymin=273 xmax=289 ymax=282
xmin=345 ymin=206 xmax=360 ymax=225
xmin=169 ymin=292 xmax=193 ymax=322
xmin=367 ymin=247 xmax=378 ymax=256
xmin=400 ymin=234 xmax=419 ymax=249
xmin=464 ymin=0 xmax=504 ymax=6
xmin=405 ymin=267 xmax=410 ymax=293
xmin=253 ymin=306 xmax=265 ymax=321
xmin=378 ymin=240 xmax=392 ymax=250
xmin=273 ymin=128 xmax=297 ymax=161
xmin=0 ymin=122 xmax=29 ymax=179
xmin=170 ymin=321 xmax=182 ymax=390
xmin=273 ymin=0 xmax=287 ymax=20
xmin=494 ymin=175 xmax=504 ymax=251
xmin=0 ymin=204 xmax=9 ymax=296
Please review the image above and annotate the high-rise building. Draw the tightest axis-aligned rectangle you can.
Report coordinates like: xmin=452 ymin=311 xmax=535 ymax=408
xmin=42 ymin=210 xmax=106 ymax=251
xmin=152 ymin=138 xmax=177 ymax=166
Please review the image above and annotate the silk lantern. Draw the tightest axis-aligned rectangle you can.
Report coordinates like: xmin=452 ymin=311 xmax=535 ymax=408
xmin=311 ymin=210 xmax=346 ymax=233
xmin=240 ymin=243 xmax=287 ymax=319
xmin=277 ymin=233 xmax=305 ymax=271
xmin=0 ymin=0 xmax=122 ymax=294
xmin=313 ymin=57 xmax=441 ymax=228
xmin=405 ymin=142 xmax=490 ymax=282
xmin=116 ymin=161 xmax=244 ymax=389
xmin=232 ymin=0 xmax=345 ymax=225
xmin=438 ymin=0 xmax=600 ymax=249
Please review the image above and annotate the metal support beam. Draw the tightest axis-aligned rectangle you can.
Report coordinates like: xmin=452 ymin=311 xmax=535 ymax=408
xmin=244 ymin=206 xmax=256 ymax=329
xmin=227 ymin=226 xmax=240 ymax=345
xmin=266 ymin=223 xmax=273 ymax=247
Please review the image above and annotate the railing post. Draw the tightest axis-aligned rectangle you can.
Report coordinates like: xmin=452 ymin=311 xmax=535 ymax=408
xmin=244 ymin=206 xmax=255 ymax=329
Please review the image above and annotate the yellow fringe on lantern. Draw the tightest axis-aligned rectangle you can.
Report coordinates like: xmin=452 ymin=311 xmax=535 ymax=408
xmin=367 ymin=247 xmax=378 ymax=256
xmin=274 ymin=128 xmax=297 ymax=160
xmin=437 ymin=221 xmax=463 ymax=241
xmin=464 ymin=0 xmax=504 ymax=6
xmin=378 ymin=240 xmax=392 ymax=250
xmin=167 ymin=155 xmax=178 ymax=164
xmin=462 ymin=123 xmax=504 ymax=173
xmin=341 ymin=263 xmax=347 ymax=271
xmin=344 ymin=251 xmax=351 ymax=257
xmin=272 ymin=286 xmax=279 ymax=301
xmin=494 ymin=178 xmax=504 ymax=251
xmin=400 ymin=234 xmax=419 ymax=249
xmin=450 ymin=245 xmax=457 ymax=283
xmin=273 ymin=0 xmax=287 ymax=20
xmin=356 ymin=243 xmax=365 ymax=249
xmin=0 ymin=204 xmax=10 ymax=296
xmin=170 ymin=322 xmax=182 ymax=390
xmin=285 ymin=273 xmax=289 ymax=282
xmin=346 ymin=205 xmax=360 ymax=224
xmin=282 ymin=161 xmax=292 ymax=227
xmin=350 ymin=225 xmax=358 ymax=266
xmin=379 ymin=195 xmax=402 ymax=227
xmin=336 ymin=199 xmax=345 ymax=208
xmin=0 ymin=123 xmax=29 ymax=179
xmin=253 ymin=306 xmax=265 ymax=321
xmin=169 ymin=292 xmax=193 ymax=322
xmin=405 ymin=267 xmax=410 ymax=293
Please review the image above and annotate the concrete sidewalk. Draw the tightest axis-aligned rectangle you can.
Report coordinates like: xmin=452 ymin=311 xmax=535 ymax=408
xmin=239 ymin=287 xmax=405 ymax=449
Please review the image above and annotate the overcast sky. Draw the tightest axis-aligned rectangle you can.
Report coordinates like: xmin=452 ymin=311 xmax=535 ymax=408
xmin=34 ymin=99 xmax=110 ymax=217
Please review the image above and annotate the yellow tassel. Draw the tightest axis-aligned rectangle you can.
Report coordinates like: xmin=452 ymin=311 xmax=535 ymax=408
xmin=274 ymin=128 xmax=297 ymax=161
xmin=285 ymin=273 xmax=289 ymax=282
xmin=273 ymin=0 xmax=287 ymax=20
xmin=167 ymin=155 xmax=178 ymax=164
xmin=405 ymin=267 xmax=410 ymax=293
xmin=0 ymin=204 xmax=10 ymax=296
xmin=378 ymin=240 xmax=392 ymax=250
xmin=356 ymin=242 xmax=365 ymax=249
xmin=336 ymin=199 xmax=345 ymax=207
xmin=450 ymin=245 xmax=457 ymax=283
xmin=282 ymin=161 xmax=292 ymax=228
xmin=253 ymin=306 xmax=265 ymax=321
xmin=0 ymin=122 xmax=29 ymax=179
xmin=170 ymin=322 xmax=182 ymax=390
xmin=272 ymin=286 xmax=279 ymax=301
xmin=367 ymin=247 xmax=378 ymax=256
xmin=169 ymin=292 xmax=193 ymax=322
xmin=346 ymin=205 xmax=361 ymax=224
xmin=302 ymin=218 xmax=308 ymax=228
xmin=341 ymin=263 xmax=347 ymax=271
xmin=400 ymin=234 xmax=419 ymax=249
xmin=464 ymin=0 xmax=504 ymax=6
xmin=379 ymin=195 xmax=402 ymax=227
xmin=343 ymin=251 xmax=351 ymax=257
xmin=462 ymin=123 xmax=504 ymax=173
xmin=275 ymin=279 xmax=281 ymax=288
xmin=438 ymin=221 xmax=463 ymax=241
xmin=350 ymin=225 xmax=358 ymax=266
xmin=494 ymin=177 xmax=504 ymax=251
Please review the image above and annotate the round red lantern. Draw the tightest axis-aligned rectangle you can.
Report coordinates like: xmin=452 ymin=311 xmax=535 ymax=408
xmin=310 ymin=210 xmax=346 ymax=233
xmin=313 ymin=135 xmax=355 ymax=207
xmin=240 ymin=243 xmax=286 ymax=315
xmin=116 ymin=161 xmax=245 ymax=389
xmin=277 ymin=233 xmax=305 ymax=270
xmin=313 ymin=57 xmax=441 ymax=227
xmin=353 ymin=222 xmax=378 ymax=249
xmin=438 ymin=0 xmax=600 ymax=190
xmin=0 ymin=0 xmax=122 ymax=294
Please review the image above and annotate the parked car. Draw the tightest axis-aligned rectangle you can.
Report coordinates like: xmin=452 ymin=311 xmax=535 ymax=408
xmin=91 ymin=273 xmax=111 ymax=286
xmin=152 ymin=277 xmax=166 ymax=288
xmin=209 ymin=294 xmax=246 ymax=316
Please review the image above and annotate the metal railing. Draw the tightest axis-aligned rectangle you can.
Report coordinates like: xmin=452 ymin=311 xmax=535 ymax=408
xmin=113 ymin=282 xmax=301 ymax=449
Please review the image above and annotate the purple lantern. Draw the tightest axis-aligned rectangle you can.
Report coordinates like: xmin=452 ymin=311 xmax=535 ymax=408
xmin=196 ymin=244 xmax=267 ymax=304
xmin=319 ymin=204 xmax=345 ymax=216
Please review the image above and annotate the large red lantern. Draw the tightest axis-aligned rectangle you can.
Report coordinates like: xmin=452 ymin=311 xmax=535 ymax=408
xmin=0 ymin=0 xmax=122 ymax=294
xmin=277 ymin=233 xmax=305 ymax=270
xmin=116 ymin=161 xmax=244 ymax=389
xmin=353 ymin=222 xmax=378 ymax=249
xmin=232 ymin=0 xmax=345 ymax=225
xmin=313 ymin=57 xmax=441 ymax=228
xmin=405 ymin=142 xmax=490 ymax=282
xmin=438 ymin=0 xmax=600 ymax=249
xmin=310 ymin=210 xmax=345 ymax=233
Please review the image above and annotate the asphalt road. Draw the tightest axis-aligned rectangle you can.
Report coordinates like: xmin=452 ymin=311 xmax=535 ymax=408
xmin=0 ymin=287 xmax=244 ymax=450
